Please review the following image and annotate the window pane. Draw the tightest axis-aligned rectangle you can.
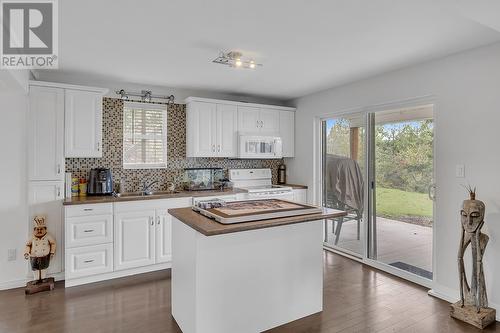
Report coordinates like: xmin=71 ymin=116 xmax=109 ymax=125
xmin=123 ymin=103 xmax=167 ymax=168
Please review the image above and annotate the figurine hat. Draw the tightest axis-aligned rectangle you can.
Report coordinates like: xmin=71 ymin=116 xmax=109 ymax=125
xmin=33 ymin=216 xmax=46 ymax=228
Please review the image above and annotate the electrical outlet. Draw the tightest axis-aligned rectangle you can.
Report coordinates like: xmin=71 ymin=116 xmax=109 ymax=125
xmin=7 ymin=249 xmax=16 ymax=261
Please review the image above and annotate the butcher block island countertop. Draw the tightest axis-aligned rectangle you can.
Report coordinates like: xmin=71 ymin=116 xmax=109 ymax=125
xmin=168 ymin=206 xmax=346 ymax=236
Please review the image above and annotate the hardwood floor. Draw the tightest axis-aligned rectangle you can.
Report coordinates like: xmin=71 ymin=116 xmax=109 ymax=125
xmin=0 ymin=251 xmax=498 ymax=333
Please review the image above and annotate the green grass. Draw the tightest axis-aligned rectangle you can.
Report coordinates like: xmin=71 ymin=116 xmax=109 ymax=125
xmin=376 ymin=187 xmax=432 ymax=218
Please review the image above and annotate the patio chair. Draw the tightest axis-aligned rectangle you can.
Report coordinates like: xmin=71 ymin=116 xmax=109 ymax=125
xmin=324 ymin=155 xmax=364 ymax=246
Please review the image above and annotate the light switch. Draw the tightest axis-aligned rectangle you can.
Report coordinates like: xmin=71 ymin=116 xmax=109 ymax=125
xmin=456 ymin=164 xmax=465 ymax=178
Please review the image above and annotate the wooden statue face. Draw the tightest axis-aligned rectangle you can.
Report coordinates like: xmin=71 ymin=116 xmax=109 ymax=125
xmin=461 ymin=200 xmax=485 ymax=233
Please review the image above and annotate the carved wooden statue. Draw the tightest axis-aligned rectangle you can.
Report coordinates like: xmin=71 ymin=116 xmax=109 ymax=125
xmin=450 ymin=187 xmax=496 ymax=329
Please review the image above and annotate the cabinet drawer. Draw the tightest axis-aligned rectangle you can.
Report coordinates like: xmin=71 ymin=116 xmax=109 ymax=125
xmin=65 ymin=243 xmax=113 ymax=279
xmin=66 ymin=214 xmax=113 ymax=248
xmin=65 ymin=203 xmax=112 ymax=217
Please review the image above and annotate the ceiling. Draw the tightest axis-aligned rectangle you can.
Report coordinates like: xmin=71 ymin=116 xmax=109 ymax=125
xmin=36 ymin=0 xmax=500 ymax=100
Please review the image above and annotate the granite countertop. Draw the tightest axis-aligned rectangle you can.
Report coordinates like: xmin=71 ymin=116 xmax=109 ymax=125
xmin=63 ymin=188 xmax=245 ymax=206
xmin=168 ymin=206 xmax=346 ymax=236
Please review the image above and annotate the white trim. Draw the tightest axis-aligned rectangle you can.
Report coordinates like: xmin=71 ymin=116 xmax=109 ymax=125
xmin=0 ymin=272 xmax=65 ymax=291
xmin=122 ymin=102 xmax=168 ymax=169
xmin=184 ymin=96 xmax=296 ymax=112
xmin=123 ymin=101 xmax=168 ymax=110
xmin=28 ymin=80 xmax=108 ymax=94
xmin=316 ymin=95 xmax=438 ymax=289
xmin=65 ymin=263 xmax=171 ymax=288
xmin=123 ymin=163 xmax=168 ymax=170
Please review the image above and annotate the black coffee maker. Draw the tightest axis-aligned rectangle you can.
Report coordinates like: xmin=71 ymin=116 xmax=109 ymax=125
xmin=88 ymin=168 xmax=113 ymax=195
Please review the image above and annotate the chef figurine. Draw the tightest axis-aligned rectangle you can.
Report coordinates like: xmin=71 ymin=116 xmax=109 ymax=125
xmin=24 ymin=216 xmax=56 ymax=282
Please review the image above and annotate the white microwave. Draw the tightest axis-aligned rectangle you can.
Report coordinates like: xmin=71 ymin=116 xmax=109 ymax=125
xmin=238 ymin=135 xmax=283 ymax=159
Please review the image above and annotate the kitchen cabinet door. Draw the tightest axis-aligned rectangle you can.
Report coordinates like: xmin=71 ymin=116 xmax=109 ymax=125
xmin=216 ymin=104 xmax=238 ymax=157
xmin=65 ymin=89 xmax=103 ymax=158
xmin=259 ymin=108 xmax=280 ymax=135
xmin=114 ymin=210 xmax=156 ymax=271
xmin=28 ymin=181 xmax=64 ymax=274
xmin=238 ymin=106 xmax=260 ymax=133
xmin=28 ymin=86 xmax=65 ymax=181
xmin=279 ymin=111 xmax=295 ymax=157
xmin=155 ymin=209 xmax=172 ymax=264
xmin=186 ymin=101 xmax=217 ymax=157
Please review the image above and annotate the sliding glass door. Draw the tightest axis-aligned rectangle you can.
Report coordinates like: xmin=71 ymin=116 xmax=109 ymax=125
xmin=321 ymin=113 xmax=366 ymax=257
xmin=368 ymin=105 xmax=434 ymax=279
xmin=322 ymin=103 xmax=435 ymax=282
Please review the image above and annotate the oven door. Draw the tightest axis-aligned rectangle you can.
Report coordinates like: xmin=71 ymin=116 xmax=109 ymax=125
xmin=238 ymin=135 xmax=283 ymax=159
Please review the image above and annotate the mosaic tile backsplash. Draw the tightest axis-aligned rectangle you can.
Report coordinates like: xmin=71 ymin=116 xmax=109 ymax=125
xmin=65 ymin=98 xmax=283 ymax=192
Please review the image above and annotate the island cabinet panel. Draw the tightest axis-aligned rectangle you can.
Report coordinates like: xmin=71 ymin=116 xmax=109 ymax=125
xmin=171 ymin=218 xmax=324 ymax=333
xmin=114 ymin=209 xmax=156 ymax=271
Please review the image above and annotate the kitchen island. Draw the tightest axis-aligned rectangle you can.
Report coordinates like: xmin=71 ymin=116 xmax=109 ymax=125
xmin=168 ymin=205 xmax=346 ymax=333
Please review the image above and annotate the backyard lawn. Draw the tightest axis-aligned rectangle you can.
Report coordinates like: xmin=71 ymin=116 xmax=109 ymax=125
xmin=376 ymin=187 xmax=433 ymax=219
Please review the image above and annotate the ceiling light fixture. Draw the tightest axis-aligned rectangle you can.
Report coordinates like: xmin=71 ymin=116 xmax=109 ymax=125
xmin=213 ymin=51 xmax=262 ymax=69
xmin=115 ymin=89 xmax=175 ymax=104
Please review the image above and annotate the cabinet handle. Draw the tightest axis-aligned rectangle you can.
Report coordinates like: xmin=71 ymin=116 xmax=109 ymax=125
xmin=83 ymin=260 xmax=94 ymax=263
xmin=212 ymin=145 xmax=216 ymax=152
xmin=57 ymin=164 xmax=61 ymax=174
xmin=217 ymin=145 xmax=221 ymax=152
xmin=157 ymin=216 xmax=160 ymax=225
xmin=83 ymin=229 xmax=94 ymax=233
xmin=150 ymin=216 xmax=154 ymax=226
xmin=57 ymin=186 xmax=61 ymax=197
xmin=96 ymin=141 xmax=100 ymax=152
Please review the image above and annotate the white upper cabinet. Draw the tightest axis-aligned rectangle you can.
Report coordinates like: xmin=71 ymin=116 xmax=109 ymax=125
xmin=65 ymin=89 xmax=104 ymax=158
xmin=237 ymin=106 xmax=260 ymax=133
xmin=186 ymin=97 xmax=295 ymax=158
xmin=186 ymin=101 xmax=238 ymax=157
xmin=238 ymin=106 xmax=280 ymax=135
xmin=279 ymin=111 xmax=295 ymax=157
xmin=216 ymin=104 xmax=238 ymax=156
xmin=186 ymin=101 xmax=217 ymax=157
xmin=28 ymin=86 xmax=65 ymax=181
xmin=259 ymin=108 xmax=280 ymax=135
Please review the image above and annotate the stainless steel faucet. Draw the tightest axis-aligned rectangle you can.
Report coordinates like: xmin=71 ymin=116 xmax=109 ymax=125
xmin=142 ymin=180 xmax=159 ymax=195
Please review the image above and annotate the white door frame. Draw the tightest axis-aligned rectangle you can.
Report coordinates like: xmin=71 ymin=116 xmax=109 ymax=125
xmin=314 ymin=95 xmax=438 ymax=289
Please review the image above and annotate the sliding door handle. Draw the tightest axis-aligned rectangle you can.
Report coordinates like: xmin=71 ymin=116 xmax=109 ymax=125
xmin=428 ymin=184 xmax=436 ymax=201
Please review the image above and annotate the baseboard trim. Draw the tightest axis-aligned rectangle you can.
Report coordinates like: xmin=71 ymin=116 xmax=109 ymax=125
xmin=0 ymin=272 xmax=65 ymax=291
xmin=65 ymin=262 xmax=172 ymax=288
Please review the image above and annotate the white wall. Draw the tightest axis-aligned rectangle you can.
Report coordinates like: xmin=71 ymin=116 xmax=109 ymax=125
xmin=288 ymin=41 xmax=500 ymax=310
xmin=0 ymin=71 xmax=29 ymax=288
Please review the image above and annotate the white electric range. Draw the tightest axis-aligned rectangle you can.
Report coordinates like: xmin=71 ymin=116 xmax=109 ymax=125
xmin=228 ymin=168 xmax=294 ymax=200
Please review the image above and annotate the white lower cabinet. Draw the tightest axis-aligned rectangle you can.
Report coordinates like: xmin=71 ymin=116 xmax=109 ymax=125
xmin=155 ymin=209 xmax=173 ymax=264
xmin=29 ymin=181 xmax=64 ymax=275
xmin=64 ymin=197 xmax=191 ymax=287
xmin=65 ymin=243 xmax=113 ymax=279
xmin=114 ymin=209 xmax=156 ymax=271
